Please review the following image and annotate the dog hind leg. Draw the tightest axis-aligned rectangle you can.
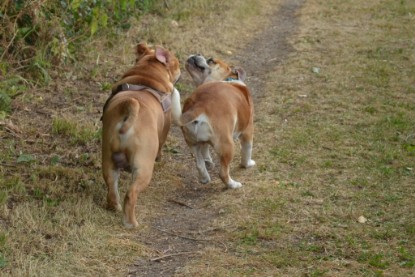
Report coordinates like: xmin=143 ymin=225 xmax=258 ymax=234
xmin=240 ymin=132 xmax=256 ymax=168
xmin=192 ymin=145 xmax=211 ymax=184
xmin=201 ymin=143 xmax=214 ymax=169
xmin=102 ymin=160 xmax=122 ymax=212
xmin=216 ymin=138 xmax=241 ymax=189
xmin=122 ymin=148 xmax=157 ymax=228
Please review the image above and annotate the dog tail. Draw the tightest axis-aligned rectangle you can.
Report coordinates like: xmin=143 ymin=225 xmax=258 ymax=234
xmin=117 ymin=99 xmax=140 ymax=134
xmin=171 ymin=87 xmax=182 ymax=126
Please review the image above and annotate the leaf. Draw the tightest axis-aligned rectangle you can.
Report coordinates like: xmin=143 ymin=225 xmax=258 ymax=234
xmin=120 ymin=0 xmax=127 ymax=11
xmin=17 ymin=154 xmax=36 ymax=163
xmin=90 ymin=18 xmax=98 ymax=36
xmin=312 ymin=67 xmax=320 ymax=74
xmin=90 ymin=7 xmax=100 ymax=36
xmin=99 ymin=13 xmax=108 ymax=28
xmin=357 ymin=215 xmax=367 ymax=223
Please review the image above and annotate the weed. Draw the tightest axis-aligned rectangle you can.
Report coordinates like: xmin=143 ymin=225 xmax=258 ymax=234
xmin=0 ymin=253 xmax=6 ymax=269
xmin=398 ymin=247 xmax=415 ymax=268
xmin=50 ymin=155 xmax=60 ymax=166
xmin=52 ymin=117 xmax=97 ymax=145
xmin=0 ymin=187 xmax=7 ymax=205
xmin=0 ymin=93 xmax=11 ymax=114
xmin=2 ymin=176 xmax=25 ymax=194
xmin=16 ymin=153 xmax=36 ymax=164
xmin=100 ymin=82 xmax=112 ymax=91
xmin=308 ymin=269 xmax=328 ymax=277
xmin=240 ymin=230 xmax=258 ymax=246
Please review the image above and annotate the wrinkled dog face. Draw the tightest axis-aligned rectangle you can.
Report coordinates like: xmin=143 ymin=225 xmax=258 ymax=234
xmin=185 ymin=54 xmax=235 ymax=86
xmin=185 ymin=55 xmax=211 ymax=86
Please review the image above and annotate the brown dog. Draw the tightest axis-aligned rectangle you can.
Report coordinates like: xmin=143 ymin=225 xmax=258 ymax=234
xmin=101 ymin=43 xmax=181 ymax=227
xmin=181 ymin=54 xmax=255 ymax=188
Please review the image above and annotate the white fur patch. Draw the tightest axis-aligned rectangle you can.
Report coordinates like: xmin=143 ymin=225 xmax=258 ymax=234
xmin=171 ymin=87 xmax=182 ymax=125
xmin=116 ymin=121 xmax=134 ymax=147
xmin=193 ymin=114 xmax=212 ymax=142
xmin=223 ymin=80 xmax=246 ymax=86
xmin=232 ymin=115 xmax=240 ymax=140
xmin=228 ymin=178 xmax=242 ymax=189
xmin=111 ymin=170 xmax=122 ymax=211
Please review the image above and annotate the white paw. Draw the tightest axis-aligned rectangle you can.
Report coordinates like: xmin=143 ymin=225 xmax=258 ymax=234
xmin=227 ymin=179 xmax=242 ymax=189
xmin=241 ymin=159 xmax=256 ymax=168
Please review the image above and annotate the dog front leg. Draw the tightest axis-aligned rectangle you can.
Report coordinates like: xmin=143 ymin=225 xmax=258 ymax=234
xmin=192 ymin=145 xmax=211 ymax=184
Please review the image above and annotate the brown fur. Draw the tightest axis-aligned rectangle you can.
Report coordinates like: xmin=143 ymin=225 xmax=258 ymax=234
xmin=101 ymin=43 xmax=180 ymax=228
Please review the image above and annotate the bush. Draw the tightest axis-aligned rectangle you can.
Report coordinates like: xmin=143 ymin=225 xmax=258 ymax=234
xmin=0 ymin=0 xmax=158 ymax=78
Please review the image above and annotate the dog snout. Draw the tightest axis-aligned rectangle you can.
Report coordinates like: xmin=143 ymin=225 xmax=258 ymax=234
xmin=187 ymin=56 xmax=197 ymax=66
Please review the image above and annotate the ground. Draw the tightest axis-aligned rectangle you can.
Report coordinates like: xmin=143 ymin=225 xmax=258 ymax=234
xmin=1 ymin=0 xmax=414 ymax=276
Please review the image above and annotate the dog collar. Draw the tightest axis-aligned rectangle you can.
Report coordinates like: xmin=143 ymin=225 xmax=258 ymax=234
xmin=223 ymin=78 xmax=246 ymax=86
xmin=224 ymin=77 xmax=238 ymax=82
xmin=102 ymin=83 xmax=172 ymax=118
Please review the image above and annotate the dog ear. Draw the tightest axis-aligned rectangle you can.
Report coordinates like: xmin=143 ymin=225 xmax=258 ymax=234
xmin=155 ymin=46 xmax=170 ymax=65
xmin=232 ymin=66 xmax=246 ymax=82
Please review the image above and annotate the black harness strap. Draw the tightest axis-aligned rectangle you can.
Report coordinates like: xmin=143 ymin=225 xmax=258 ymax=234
xmin=101 ymin=83 xmax=172 ymax=119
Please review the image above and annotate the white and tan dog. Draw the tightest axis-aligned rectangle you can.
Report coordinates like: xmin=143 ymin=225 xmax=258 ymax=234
xmin=181 ymin=55 xmax=255 ymax=188
xmin=101 ymin=43 xmax=181 ymax=227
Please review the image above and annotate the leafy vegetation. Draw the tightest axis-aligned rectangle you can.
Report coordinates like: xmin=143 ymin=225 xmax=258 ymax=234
xmin=0 ymin=0 xmax=161 ymax=117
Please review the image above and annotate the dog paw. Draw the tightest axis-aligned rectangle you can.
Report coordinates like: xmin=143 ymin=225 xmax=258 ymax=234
xmin=107 ymin=203 xmax=122 ymax=212
xmin=200 ymin=175 xmax=211 ymax=184
xmin=123 ymin=218 xmax=139 ymax=229
xmin=241 ymin=159 xmax=256 ymax=168
xmin=227 ymin=180 xmax=242 ymax=189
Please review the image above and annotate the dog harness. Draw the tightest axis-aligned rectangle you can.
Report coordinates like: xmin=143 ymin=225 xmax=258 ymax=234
xmin=102 ymin=83 xmax=172 ymax=117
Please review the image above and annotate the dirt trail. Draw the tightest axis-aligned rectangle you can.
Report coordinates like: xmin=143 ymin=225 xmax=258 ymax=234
xmin=128 ymin=1 xmax=304 ymax=276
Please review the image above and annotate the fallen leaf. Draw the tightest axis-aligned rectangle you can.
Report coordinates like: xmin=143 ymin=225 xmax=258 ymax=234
xmin=312 ymin=67 xmax=320 ymax=74
xmin=17 ymin=154 xmax=36 ymax=163
xmin=171 ymin=20 xmax=179 ymax=28
xmin=357 ymin=215 xmax=367 ymax=223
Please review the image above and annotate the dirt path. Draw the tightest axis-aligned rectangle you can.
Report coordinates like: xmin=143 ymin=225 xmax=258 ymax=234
xmin=128 ymin=1 xmax=304 ymax=276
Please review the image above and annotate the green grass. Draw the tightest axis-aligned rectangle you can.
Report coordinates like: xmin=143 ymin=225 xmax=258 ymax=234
xmin=52 ymin=117 xmax=99 ymax=145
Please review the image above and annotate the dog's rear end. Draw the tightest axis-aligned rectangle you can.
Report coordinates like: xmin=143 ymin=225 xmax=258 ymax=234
xmin=104 ymin=97 xmax=141 ymax=173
